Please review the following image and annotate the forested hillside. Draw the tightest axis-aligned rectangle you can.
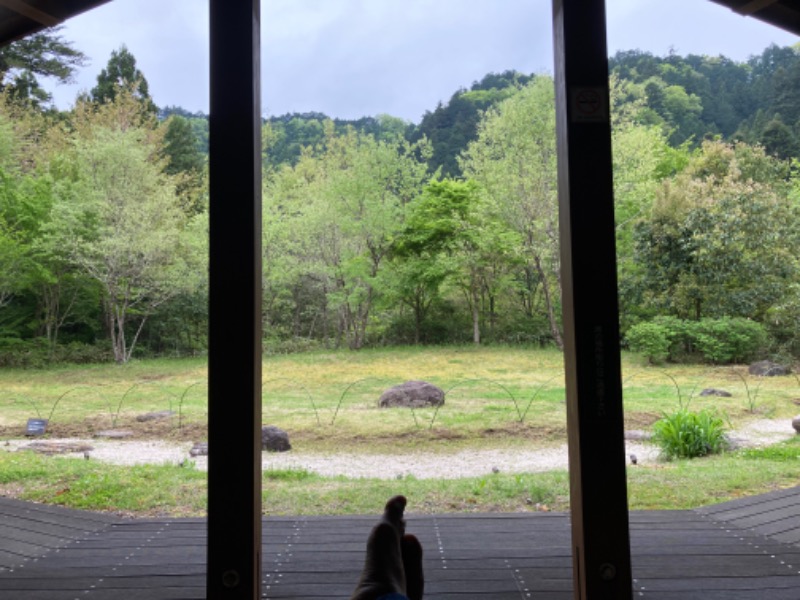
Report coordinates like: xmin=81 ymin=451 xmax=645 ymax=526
xmin=158 ymin=44 xmax=800 ymax=173
xmin=260 ymin=45 xmax=800 ymax=175
xmin=1 ymin=31 xmax=799 ymax=365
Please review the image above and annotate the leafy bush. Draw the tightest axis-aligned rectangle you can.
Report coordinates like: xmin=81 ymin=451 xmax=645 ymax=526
xmin=263 ymin=336 xmax=324 ymax=355
xmin=652 ymin=409 xmax=728 ymax=460
xmin=765 ymin=283 xmax=800 ymax=359
xmin=625 ymin=321 xmax=670 ymax=364
xmin=689 ymin=317 xmax=767 ymax=364
xmin=0 ymin=338 xmax=112 ymax=368
xmin=626 ymin=316 xmax=767 ymax=364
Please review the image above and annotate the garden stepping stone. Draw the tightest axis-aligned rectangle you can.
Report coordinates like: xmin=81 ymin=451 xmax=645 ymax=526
xmin=22 ymin=441 xmax=94 ymax=455
xmin=94 ymin=429 xmax=134 ymax=439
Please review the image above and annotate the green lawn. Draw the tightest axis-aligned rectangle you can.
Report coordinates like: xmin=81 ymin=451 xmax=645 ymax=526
xmin=2 ymin=436 xmax=799 ymax=516
xmin=0 ymin=346 xmax=798 ymax=516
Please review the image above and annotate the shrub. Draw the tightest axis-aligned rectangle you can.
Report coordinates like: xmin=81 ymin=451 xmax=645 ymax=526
xmin=626 ymin=316 xmax=768 ymax=364
xmin=652 ymin=409 xmax=728 ymax=460
xmin=0 ymin=338 xmax=112 ymax=368
xmin=651 ymin=316 xmax=694 ymax=360
xmin=689 ymin=317 xmax=767 ymax=364
xmin=625 ymin=322 xmax=670 ymax=364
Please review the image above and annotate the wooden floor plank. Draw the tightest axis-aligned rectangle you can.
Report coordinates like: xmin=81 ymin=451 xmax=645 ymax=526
xmin=3 ymin=493 xmax=800 ymax=599
xmin=698 ymin=487 xmax=800 ymax=516
xmin=705 ymin=497 xmax=800 ymax=523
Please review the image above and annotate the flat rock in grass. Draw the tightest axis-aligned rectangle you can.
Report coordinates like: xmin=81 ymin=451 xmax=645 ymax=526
xmin=748 ymin=360 xmax=791 ymax=377
xmin=189 ymin=442 xmax=208 ymax=456
xmin=22 ymin=441 xmax=93 ymax=455
xmin=700 ymin=388 xmax=732 ymax=397
xmin=262 ymin=426 xmax=291 ymax=452
xmin=379 ymin=381 xmax=445 ymax=409
xmin=94 ymin=429 xmax=134 ymax=439
xmin=136 ymin=410 xmax=176 ymax=423
xmin=624 ymin=430 xmax=652 ymax=441
xmin=725 ymin=434 xmax=744 ymax=450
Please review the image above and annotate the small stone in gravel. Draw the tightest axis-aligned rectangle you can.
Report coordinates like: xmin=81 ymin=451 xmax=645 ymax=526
xmin=748 ymin=360 xmax=791 ymax=376
xmin=94 ymin=430 xmax=134 ymax=439
xmin=190 ymin=442 xmax=209 ymax=456
xmin=22 ymin=441 xmax=93 ymax=455
xmin=700 ymin=388 xmax=732 ymax=397
xmin=136 ymin=410 xmax=175 ymax=422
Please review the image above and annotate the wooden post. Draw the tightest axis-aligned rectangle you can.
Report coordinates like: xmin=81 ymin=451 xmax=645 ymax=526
xmin=552 ymin=1 xmax=633 ymax=598
xmin=207 ymin=1 xmax=262 ymax=599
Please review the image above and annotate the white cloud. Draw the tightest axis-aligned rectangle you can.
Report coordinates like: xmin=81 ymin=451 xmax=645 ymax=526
xmin=40 ymin=0 xmax=797 ymax=122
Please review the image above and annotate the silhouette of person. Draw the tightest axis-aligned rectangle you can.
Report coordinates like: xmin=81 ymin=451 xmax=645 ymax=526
xmin=351 ymin=495 xmax=424 ymax=600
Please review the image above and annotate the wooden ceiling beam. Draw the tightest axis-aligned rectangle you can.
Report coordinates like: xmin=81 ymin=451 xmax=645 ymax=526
xmin=0 ymin=0 xmax=59 ymax=26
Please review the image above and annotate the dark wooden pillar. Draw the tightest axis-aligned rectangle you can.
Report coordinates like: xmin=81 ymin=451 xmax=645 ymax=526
xmin=207 ymin=1 xmax=262 ymax=599
xmin=552 ymin=1 xmax=633 ymax=598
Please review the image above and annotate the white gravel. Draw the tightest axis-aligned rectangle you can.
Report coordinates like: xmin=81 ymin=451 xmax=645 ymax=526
xmin=4 ymin=419 xmax=796 ymax=480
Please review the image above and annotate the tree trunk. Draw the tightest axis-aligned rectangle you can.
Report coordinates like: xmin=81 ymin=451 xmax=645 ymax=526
xmin=535 ymin=255 xmax=563 ymax=350
xmin=413 ymin=295 xmax=422 ymax=345
xmin=105 ymin=298 xmax=126 ymax=364
xmin=488 ymin=292 xmax=496 ymax=337
xmin=471 ymin=284 xmax=481 ymax=345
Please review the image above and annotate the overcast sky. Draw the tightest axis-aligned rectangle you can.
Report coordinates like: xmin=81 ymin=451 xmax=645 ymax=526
xmin=43 ymin=0 xmax=799 ymax=123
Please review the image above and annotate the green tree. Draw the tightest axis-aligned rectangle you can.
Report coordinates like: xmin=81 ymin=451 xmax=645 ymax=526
xmin=461 ymin=77 xmax=563 ymax=347
xmin=634 ymin=141 xmax=798 ymax=323
xmin=163 ymin=115 xmax=204 ymax=175
xmin=0 ymin=26 xmax=85 ymax=107
xmin=759 ymin=115 xmax=799 ymax=159
xmin=0 ymin=173 xmax=29 ymax=309
xmin=609 ymin=75 xmax=684 ymax=327
xmin=262 ymin=124 xmax=430 ymax=349
xmin=89 ymin=45 xmax=156 ymax=113
xmin=393 ymin=179 xmax=519 ymax=344
xmin=162 ymin=115 xmax=206 ymax=215
xmin=47 ymin=118 xmax=193 ymax=363
xmin=410 ymin=70 xmax=534 ymax=177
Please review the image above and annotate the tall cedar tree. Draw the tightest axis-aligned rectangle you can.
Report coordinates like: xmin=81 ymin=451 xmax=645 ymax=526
xmin=90 ymin=45 xmax=156 ymax=113
xmin=0 ymin=27 xmax=85 ymax=106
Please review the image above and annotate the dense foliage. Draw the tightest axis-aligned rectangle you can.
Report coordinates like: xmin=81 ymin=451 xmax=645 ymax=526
xmin=1 ymin=40 xmax=800 ymax=364
xmin=626 ymin=316 xmax=768 ymax=364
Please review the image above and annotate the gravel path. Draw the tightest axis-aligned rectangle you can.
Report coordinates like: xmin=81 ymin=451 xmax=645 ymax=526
xmin=5 ymin=419 xmax=796 ymax=480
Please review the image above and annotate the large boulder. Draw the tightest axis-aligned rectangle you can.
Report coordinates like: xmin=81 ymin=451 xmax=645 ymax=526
xmin=379 ymin=381 xmax=444 ymax=409
xmin=261 ymin=426 xmax=291 ymax=452
xmin=748 ymin=360 xmax=791 ymax=377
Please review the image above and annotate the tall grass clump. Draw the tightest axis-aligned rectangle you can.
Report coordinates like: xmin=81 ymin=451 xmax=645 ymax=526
xmin=652 ymin=409 xmax=728 ymax=460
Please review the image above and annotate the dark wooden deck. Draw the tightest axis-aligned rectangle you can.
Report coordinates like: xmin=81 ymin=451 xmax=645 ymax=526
xmin=1 ymin=487 xmax=800 ymax=599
